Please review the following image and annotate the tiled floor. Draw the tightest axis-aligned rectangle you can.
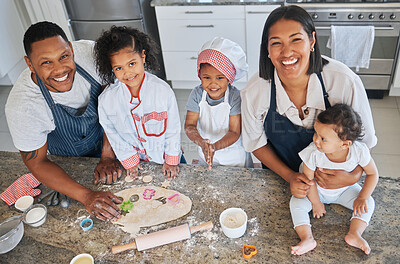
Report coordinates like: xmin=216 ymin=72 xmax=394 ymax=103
xmin=1 ymin=85 xmax=399 ymax=179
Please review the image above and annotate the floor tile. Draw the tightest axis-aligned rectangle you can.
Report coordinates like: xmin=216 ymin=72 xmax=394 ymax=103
xmin=0 ymin=131 xmax=18 ymax=152
xmin=371 ymin=153 xmax=400 ymax=179
xmin=371 ymin=107 xmax=400 ymax=155
xmin=369 ymin=95 xmax=398 ymax=109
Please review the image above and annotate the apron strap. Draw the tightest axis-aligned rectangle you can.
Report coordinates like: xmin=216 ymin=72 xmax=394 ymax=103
xmin=316 ymin=73 xmax=331 ymax=109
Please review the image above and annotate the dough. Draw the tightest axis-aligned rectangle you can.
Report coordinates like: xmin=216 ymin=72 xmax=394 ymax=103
xmin=113 ymin=186 xmax=192 ymax=235
xmin=142 ymin=175 xmax=153 ymax=183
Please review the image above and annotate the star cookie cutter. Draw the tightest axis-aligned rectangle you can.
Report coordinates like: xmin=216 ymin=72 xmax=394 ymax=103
xmin=120 ymin=200 xmax=134 ymax=212
xmin=167 ymin=193 xmax=180 ymax=205
xmin=242 ymin=245 xmax=257 ymax=259
xmin=143 ymin=189 xmax=156 ymax=200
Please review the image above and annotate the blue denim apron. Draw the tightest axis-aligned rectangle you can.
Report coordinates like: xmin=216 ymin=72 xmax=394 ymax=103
xmin=264 ymin=73 xmax=331 ymax=172
xmin=37 ymin=64 xmax=103 ymax=157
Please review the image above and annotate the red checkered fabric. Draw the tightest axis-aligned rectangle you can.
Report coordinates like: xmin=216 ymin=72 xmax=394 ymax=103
xmin=0 ymin=173 xmax=41 ymax=205
xmin=120 ymin=153 xmax=140 ymax=170
xmin=165 ymin=153 xmax=180 ymax=166
xmin=142 ymin=111 xmax=167 ymax=124
xmin=197 ymin=49 xmax=236 ymax=84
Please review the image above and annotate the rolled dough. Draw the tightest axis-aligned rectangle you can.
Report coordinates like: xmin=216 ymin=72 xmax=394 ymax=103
xmin=113 ymin=186 xmax=192 ymax=235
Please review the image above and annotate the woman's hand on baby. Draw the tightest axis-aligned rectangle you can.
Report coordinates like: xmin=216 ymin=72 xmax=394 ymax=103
xmin=163 ymin=163 xmax=179 ymax=179
xmin=312 ymin=202 xmax=326 ymax=218
xmin=290 ymin=173 xmax=314 ymax=198
xmin=353 ymin=197 xmax=368 ymax=217
xmin=126 ymin=164 xmax=142 ymax=181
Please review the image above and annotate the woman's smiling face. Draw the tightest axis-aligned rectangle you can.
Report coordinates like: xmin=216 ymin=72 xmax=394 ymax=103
xmin=267 ymin=18 xmax=315 ymax=83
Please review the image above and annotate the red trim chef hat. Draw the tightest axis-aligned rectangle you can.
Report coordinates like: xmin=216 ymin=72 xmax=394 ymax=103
xmin=197 ymin=37 xmax=248 ymax=84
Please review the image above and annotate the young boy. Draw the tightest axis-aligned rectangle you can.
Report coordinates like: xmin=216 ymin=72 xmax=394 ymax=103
xmin=185 ymin=37 xmax=251 ymax=169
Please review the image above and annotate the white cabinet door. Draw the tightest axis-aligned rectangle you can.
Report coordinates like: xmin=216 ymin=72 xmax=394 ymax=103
xmin=245 ymin=5 xmax=280 ymax=79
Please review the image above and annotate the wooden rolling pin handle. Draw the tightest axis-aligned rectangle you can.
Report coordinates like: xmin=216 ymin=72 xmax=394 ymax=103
xmin=190 ymin=221 xmax=213 ymax=234
xmin=111 ymin=240 xmax=137 ymax=254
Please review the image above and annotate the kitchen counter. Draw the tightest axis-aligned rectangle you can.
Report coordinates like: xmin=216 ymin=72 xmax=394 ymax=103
xmin=151 ymin=0 xmax=283 ymax=6
xmin=1 ymin=151 xmax=399 ymax=263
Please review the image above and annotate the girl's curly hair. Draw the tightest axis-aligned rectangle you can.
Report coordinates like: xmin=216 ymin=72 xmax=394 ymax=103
xmin=317 ymin=104 xmax=364 ymax=142
xmin=94 ymin=26 xmax=160 ymax=84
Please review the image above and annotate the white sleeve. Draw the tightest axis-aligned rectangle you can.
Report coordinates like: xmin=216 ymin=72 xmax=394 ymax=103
xmin=356 ymin=141 xmax=372 ymax=167
xmin=98 ymin=94 xmax=138 ymax=162
xmin=164 ymin=90 xmax=181 ymax=158
xmin=298 ymin=143 xmax=317 ymax=171
xmin=348 ymin=76 xmax=377 ymax=149
xmin=240 ymin=78 xmax=269 ymax=153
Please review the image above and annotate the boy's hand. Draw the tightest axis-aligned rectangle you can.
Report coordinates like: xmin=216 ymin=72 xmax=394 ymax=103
xmin=200 ymin=139 xmax=214 ymax=169
xmin=312 ymin=202 xmax=326 ymax=218
xmin=126 ymin=164 xmax=142 ymax=182
xmin=163 ymin=163 xmax=179 ymax=180
xmin=353 ymin=197 xmax=368 ymax=217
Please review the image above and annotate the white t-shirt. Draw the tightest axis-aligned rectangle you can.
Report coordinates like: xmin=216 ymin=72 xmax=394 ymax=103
xmin=299 ymin=141 xmax=371 ymax=172
xmin=240 ymin=56 xmax=377 ymax=153
xmin=5 ymin=40 xmax=102 ymax=152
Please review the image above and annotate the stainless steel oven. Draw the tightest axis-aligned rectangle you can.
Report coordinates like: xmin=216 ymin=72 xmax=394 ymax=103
xmin=285 ymin=1 xmax=400 ymax=98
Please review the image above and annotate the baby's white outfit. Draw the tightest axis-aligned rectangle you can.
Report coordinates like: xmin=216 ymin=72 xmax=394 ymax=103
xmin=290 ymin=141 xmax=375 ymax=228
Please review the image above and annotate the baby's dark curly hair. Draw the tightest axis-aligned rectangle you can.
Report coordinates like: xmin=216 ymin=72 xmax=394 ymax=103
xmin=317 ymin=104 xmax=364 ymax=142
xmin=94 ymin=26 xmax=159 ymax=84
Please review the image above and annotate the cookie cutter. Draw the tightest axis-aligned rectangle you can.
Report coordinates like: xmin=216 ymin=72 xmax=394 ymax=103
xmin=242 ymin=245 xmax=257 ymax=259
xmin=167 ymin=193 xmax=180 ymax=205
xmin=120 ymin=200 xmax=134 ymax=212
xmin=80 ymin=218 xmax=93 ymax=231
xmin=143 ymin=189 xmax=155 ymax=200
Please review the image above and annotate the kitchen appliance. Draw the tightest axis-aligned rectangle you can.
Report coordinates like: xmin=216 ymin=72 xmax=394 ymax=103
xmin=285 ymin=0 xmax=400 ymax=98
xmin=63 ymin=0 xmax=165 ymax=79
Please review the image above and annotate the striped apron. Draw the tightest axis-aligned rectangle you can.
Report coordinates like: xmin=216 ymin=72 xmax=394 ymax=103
xmin=37 ymin=64 xmax=103 ymax=157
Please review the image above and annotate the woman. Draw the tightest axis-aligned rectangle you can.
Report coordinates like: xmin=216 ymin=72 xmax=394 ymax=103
xmin=241 ymin=5 xmax=377 ymax=198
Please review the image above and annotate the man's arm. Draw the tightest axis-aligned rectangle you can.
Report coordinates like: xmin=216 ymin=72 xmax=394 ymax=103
xmin=21 ymin=142 xmax=121 ymax=221
xmin=314 ymin=166 xmax=363 ymax=189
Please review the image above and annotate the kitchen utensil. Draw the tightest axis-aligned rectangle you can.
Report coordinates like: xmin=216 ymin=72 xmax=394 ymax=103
xmin=47 ymin=191 xmax=56 ymax=206
xmin=23 ymin=204 xmax=47 ymax=227
xmin=0 ymin=215 xmax=24 ymax=254
xmin=52 ymin=192 xmax=59 ymax=206
xmin=80 ymin=219 xmax=93 ymax=231
xmin=220 ymin=208 xmax=247 ymax=238
xmin=37 ymin=190 xmax=55 ymax=203
xmin=112 ymin=221 xmax=213 ymax=254
xmin=60 ymin=194 xmax=70 ymax=208
xmin=14 ymin=196 xmax=34 ymax=212
xmin=243 ymin=244 xmax=257 ymax=259
xmin=70 ymin=253 xmax=94 ymax=264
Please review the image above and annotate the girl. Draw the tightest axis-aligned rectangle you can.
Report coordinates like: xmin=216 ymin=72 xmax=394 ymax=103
xmin=185 ymin=37 xmax=252 ymax=169
xmin=290 ymin=104 xmax=379 ymax=255
xmin=94 ymin=26 xmax=181 ymax=180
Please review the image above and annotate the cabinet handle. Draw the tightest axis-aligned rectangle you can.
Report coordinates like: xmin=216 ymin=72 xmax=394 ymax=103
xmin=186 ymin=25 xmax=214 ymax=28
xmin=190 ymin=56 xmax=198 ymax=60
xmin=185 ymin=11 xmax=213 ymax=14
xmin=247 ymin=11 xmax=270 ymax=14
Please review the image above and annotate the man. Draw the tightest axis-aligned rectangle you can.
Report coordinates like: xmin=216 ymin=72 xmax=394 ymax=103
xmin=5 ymin=21 xmax=121 ymax=221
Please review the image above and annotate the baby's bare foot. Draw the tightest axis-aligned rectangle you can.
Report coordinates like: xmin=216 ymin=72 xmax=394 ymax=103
xmin=291 ymin=239 xmax=317 ymax=255
xmin=345 ymin=232 xmax=371 ymax=255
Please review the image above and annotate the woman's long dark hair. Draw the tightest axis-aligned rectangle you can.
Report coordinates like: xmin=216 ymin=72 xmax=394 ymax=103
xmin=259 ymin=5 xmax=328 ymax=80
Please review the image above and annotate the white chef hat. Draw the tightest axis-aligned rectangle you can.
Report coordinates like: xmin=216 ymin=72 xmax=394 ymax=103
xmin=197 ymin=37 xmax=248 ymax=84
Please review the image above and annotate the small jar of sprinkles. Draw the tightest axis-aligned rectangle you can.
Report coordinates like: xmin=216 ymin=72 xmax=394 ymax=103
xmin=23 ymin=204 xmax=47 ymax=227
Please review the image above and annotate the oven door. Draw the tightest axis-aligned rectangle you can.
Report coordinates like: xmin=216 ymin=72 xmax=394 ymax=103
xmin=315 ymin=22 xmax=400 ymax=90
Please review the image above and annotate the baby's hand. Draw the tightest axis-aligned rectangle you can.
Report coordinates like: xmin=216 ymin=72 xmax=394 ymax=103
xmin=353 ymin=197 xmax=368 ymax=217
xmin=126 ymin=163 xmax=142 ymax=182
xmin=312 ymin=202 xmax=326 ymax=218
xmin=163 ymin=163 xmax=179 ymax=180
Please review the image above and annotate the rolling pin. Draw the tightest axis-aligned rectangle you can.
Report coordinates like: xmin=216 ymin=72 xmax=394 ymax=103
xmin=112 ymin=221 xmax=213 ymax=254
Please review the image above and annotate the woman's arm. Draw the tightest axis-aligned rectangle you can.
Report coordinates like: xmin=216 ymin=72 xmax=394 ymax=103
xmin=253 ymin=144 xmax=314 ymax=198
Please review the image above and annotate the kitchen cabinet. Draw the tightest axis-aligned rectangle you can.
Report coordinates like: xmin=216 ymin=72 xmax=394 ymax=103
xmin=390 ymin=56 xmax=400 ymax=96
xmin=155 ymin=4 xmax=280 ymax=89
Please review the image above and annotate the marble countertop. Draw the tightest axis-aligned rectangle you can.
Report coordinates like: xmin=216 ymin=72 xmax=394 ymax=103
xmin=151 ymin=0 xmax=283 ymax=7
xmin=1 ymin=151 xmax=399 ymax=263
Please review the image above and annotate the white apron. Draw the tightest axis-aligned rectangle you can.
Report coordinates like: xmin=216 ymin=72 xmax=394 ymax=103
xmin=197 ymin=89 xmax=248 ymax=167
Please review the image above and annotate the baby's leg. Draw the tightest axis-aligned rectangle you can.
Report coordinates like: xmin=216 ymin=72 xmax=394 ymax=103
xmin=345 ymin=218 xmax=371 ymax=255
xmin=290 ymin=196 xmax=317 ymax=255
xmin=336 ymin=184 xmax=374 ymax=255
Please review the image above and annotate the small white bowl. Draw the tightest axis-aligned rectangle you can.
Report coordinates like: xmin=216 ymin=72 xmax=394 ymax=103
xmin=14 ymin=196 xmax=34 ymax=212
xmin=70 ymin=253 xmax=94 ymax=264
xmin=23 ymin=204 xmax=47 ymax=227
xmin=220 ymin=208 xmax=248 ymax=238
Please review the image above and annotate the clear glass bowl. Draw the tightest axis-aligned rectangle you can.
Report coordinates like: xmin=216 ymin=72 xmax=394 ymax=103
xmin=23 ymin=204 xmax=47 ymax=227
xmin=0 ymin=215 xmax=24 ymax=254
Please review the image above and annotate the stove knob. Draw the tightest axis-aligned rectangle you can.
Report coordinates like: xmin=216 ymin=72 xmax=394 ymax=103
xmin=348 ymin=14 xmax=354 ymax=19
xmin=312 ymin=13 xmax=318 ymax=19
xmin=358 ymin=14 xmax=364 ymax=19
xmin=379 ymin=14 xmax=385 ymax=20
xmin=369 ymin=14 xmax=375 ymax=19
xmin=390 ymin=14 xmax=396 ymax=20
